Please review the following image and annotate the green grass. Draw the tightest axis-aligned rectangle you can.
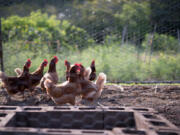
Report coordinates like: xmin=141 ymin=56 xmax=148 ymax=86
xmin=3 ymin=42 xmax=180 ymax=82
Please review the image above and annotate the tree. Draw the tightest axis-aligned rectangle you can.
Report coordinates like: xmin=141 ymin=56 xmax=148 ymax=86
xmin=70 ymin=0 xmax=124 ymax=43
xmin=114 ymin=1 xmax=151 ymax=44
xmin=2 ymin=11 xmax=94 ymax=51
xmin=150 ymin=0 xmax=180 ymax=37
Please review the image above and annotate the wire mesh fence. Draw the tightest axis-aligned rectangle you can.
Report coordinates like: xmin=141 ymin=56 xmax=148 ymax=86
xmin=0 ymin=0 xmax=180 ymax=83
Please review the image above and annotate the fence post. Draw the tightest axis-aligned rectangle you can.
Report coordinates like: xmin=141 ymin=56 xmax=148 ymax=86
xmin=121 ymin=25 xmax=127 ymax=45
xmin=178 ymin=29 xmax=180 ymax=52
xmin=0 ymin=17 xmax=4 ymax=72
xmin=149 ymin=24 xmax=157 ymax=64
xmin=178 ymin=29 xmax=180 ymax=43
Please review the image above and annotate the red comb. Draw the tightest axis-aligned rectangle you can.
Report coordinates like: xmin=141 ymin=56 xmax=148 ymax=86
xmin=64 ymin=60 xmax=68 ymax=66
xmin=27 ymin=59 xmax=31 ymax=63
xmin=75 ymin=63 xmax=82 ymax=67
xmin=44 ymin=59 xmax=48 ymax=63
xmin=53 ymin=56 xmax=58 ymax=63
xmin=26 ymin=59 xmax=31 ymax=68
xmin=76 ymin=63 xmax=81 ymax=72
xmin=43 ymin=59 xmax=48 ymax=67
xmin=54 ymin=56 xmax=58 ymax=60
xmin=92 ymin=60 xmax=95 ymax=64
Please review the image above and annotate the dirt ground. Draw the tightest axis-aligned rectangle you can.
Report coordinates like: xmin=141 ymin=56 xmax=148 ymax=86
xmin=0 ymin=84 xmax=180 ymax=128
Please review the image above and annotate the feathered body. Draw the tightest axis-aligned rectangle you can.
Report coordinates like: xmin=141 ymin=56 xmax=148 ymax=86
xmin=65 ymin=60 xmax=97 ymax=81
xmin=40 ymin=56 xmax=59 ymax=91
xmin=0 ymin=59 xmax=31 ymax=95
xmin=15 ymin=59 xmax=48 ymax=92
xmin=44 ymin=64 xmax=82 ymax=105
xmin=28 ymin=59 xmax=48 ymax=91
xmin=80 ymin=68 xmax=106 ymax=101
xmin=65 ymin=61 xmax=106 ymax=102
xmin=89 ymin=60 xmax=96 ymax=81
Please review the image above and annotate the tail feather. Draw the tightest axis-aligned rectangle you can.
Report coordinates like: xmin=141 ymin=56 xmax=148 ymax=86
xmin=0 ymin=71 xmax=7 ymax=81
xmin=40 ymin=77 xmax=46 ymax=91
xmin=84 ymin=67 xmax=92 ymax=80
xmin=14 ymin=68 xmax=22 ymax=76
xmin=44 ymin=79 xmax=64 ymax=98
xmin=44 ymin=79 xmax=54 ymax=90
xmin=95 ymin=72 xmax=107 ymax=91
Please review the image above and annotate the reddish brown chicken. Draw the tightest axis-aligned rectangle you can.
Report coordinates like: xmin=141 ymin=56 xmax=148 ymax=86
xmin=65 ymin=60 xmax=96 ymax=81
xmin=0 ymin=59 xmax=31 ymax=97
xmin=15 ymin=59 xmax=48 ymax=92
xmin=44 ymin=63 xmax=82 ymax=105
xmin=80 ymin=71 xmax=106 ymax=102
xmin=72 ymin=63 xmax=106 ymax=103
xmin=28 ymin=59 xmax=48 ymax=92
xmin=64 ymin=62 xmax=106 ymax=103
xmin=40 ymin=56 xmax=59 ymax=91
xmin=65 ymin=60 xmax=71 ymax=81
xmin=89 ymin=60 xmax=96 ymax=81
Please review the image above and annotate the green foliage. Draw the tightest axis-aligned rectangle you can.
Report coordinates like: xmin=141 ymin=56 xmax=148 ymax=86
xmin=1 ymin=1 xmax=180 ymax=82
xmin=2 ymin=11 xmax=94 ymax=50
xmin=115 ymin=1 xmax=150 ymax=35
xmin=150 ymin=0 xmax=180 ymax=36
xmin=4 ymin=41 xmax=180 ymax=82
xmin=71 ymin=0 xmax=151 ymax=43
xmin=142 ymin=33 xmax=180 ymax=52
xmin=1 ymin=0 xmax=180 ymax=44
xmin=150 ymin=54 xmax=180 ymax=80
xmin=71 ymin=0 xmax=127 ymax=43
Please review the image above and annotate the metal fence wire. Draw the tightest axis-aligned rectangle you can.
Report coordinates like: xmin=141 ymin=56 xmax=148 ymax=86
xmin=0 ymin=0 xmax=180 ymax=83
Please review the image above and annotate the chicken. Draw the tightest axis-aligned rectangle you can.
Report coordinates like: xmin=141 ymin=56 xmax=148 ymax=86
xmin=73 ymin=63 xmax=106 ymax=103
xmin=64 ymin=60 xmax=93 ymax=81
xmin=40 ymin=56 xmax=59 ymax=91
xmin=65 ymin=62 xmax=106 ymax=103
xmin=64 ymin=60 xmax=71 ymax=81
xmin=89 ymin=60 xmax=96 ymax=81
xmin=0 ymin=59 xmax=31 ymax=97
xmin=28 ymin=59 xmax=48 ymax=92
xmin=44 ymin=64 xmax=82 ymax=105
xmin=13 ymin=59 xmax=31 ymax=76
xmin=80 ymin=72 xmax=106 ymax=102
xmin=15 ymin=59 xmax=48 ymax=92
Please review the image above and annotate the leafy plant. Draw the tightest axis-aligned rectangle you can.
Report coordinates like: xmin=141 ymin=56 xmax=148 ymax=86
xmin=142 ymin=33 xmax=180 ymax=53
xmin=3 ymin=41 xmax=180 ymax=82
xmin=2 ymin=11 xmax=94 ymax=50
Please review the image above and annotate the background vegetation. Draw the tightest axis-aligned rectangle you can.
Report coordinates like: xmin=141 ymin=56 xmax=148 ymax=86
xmin=1 ymin=0 xmax=180 ymax=82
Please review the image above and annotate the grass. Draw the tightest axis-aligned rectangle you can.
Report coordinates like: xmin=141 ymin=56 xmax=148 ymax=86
xmin=3 ymin=41 xmax=180 ymax=82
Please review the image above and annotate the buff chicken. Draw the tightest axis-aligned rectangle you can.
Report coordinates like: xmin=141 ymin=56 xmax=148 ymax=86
xmin=44 ymin=63 xmax=82 ymax=105
xmin=40 ymin=56 xmax=59 ymax=91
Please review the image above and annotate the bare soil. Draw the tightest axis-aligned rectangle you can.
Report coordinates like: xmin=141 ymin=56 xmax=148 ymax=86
xmin=0 ymin=84 xmax=180 ymax=128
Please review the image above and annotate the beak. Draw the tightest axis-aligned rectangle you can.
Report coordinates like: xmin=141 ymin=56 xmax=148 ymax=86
xmin=76 ymin=68 xmax=81 ymax=74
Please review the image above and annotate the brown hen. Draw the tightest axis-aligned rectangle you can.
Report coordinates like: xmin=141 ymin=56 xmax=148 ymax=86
xmin=0 ymin=59 xmax=31 ymax=97
xmin=44 ymin=63 xmax=82 ymax=105
xmin=40 ymin=56 xmax=59 ymax=91
xmin=65 ymin=62 xmax=106 ymax=103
